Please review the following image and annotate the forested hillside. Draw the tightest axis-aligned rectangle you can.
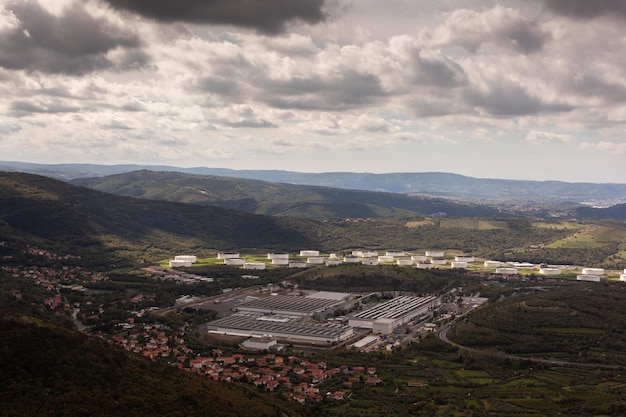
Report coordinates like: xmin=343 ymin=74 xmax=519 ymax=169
xmin=71 ymin=170 xmax=502 ymax=220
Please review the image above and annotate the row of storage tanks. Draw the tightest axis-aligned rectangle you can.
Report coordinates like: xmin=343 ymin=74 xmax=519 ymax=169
xmin=173 ymin=253 xmax=626 ymax=281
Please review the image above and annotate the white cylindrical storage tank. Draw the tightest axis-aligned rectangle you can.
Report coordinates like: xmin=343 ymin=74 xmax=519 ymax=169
xmin=581 ymin=268 xmax=604 ymax=276
xmin=378 ymin=256 xmax=395 ymax=263
xmin=243 ymin=262 xmax=266 ymax=270
xmin=268 ymin=252 xmax=289 ymax=260
xmin=425 ymin=250 xmax=445 ymax=258
xmin=577 ymin=274 xmax=600 ymax=282
xmin=484 ymin=261 xmax=501 ymax=268
xmin=496 ymin=267 xmax=517 ymax=274
xmin=300 ymin=250 xmax=319 ymax=257
xmin=451 ymin=261 xmax=468 ymax=269
xmin=224 ymin=258 xmax=245 ymax=266
xmin=454 ymin=256 xmax=475 ymax=263
xmin=174 ymin=255 xmax=197 ymax=263
xmin=539 ymin=267 xmax=561 ymax=275
xmin=169 ymin=259 xmax=192 ymax=267
xmin=396 ymin=259 xmax=414 ymax=266
xmin=307 ymin=257 xmax=324 ymax=264
xmin=218 ymin=252 xmax=240 ymax=260
xmin=411 ymin=255 xmax=427 ymax=262
xmin=344 ymin=256 xmax=361 ymax=263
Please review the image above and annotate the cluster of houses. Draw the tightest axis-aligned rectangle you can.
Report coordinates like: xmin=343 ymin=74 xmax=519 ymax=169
xmin=2 ymin=247 xmax=108 ymax=313
xmin=107 ymin=321 xmax=381 ymax=404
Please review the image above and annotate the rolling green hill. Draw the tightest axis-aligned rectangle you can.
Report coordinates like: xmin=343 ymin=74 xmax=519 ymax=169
xmin=0 ymin=171 xmax=322 ymax=265
xmin=70 ymin=170 xmax=504 ymax=220
xmin=2 ymin=172 xmax=626 ymax=268
xmin=447 ymin=284 xmax=626 ymax=366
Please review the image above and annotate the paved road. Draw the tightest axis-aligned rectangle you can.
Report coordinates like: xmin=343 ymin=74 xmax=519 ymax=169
xmin=436 ymin=319 xmax=623 ymax=371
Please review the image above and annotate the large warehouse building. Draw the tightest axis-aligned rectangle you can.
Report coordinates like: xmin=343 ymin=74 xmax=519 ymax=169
xmin=207 ymin=311 xmax=354 ymax=343
xmin=235 ymin=293 xmax=349 ymax=318
xmin=349 ymin=296 xmax=439 ymax=331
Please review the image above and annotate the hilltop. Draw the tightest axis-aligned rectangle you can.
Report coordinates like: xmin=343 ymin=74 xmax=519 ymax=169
xmin=0 ymin=171 xmax=320 ymax=265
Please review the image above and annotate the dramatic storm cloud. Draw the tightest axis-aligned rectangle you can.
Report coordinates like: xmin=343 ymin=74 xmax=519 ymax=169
xmin=100 ymin=0 xmax=327 ymax=34
xmin=2 ymin=0 xmax=625 ymax=182
xmin=0 ymin=1 xmax=144 ymax=74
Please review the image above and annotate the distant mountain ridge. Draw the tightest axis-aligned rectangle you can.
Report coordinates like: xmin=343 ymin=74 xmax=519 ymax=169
xmin=70 ymin=170 xmax=504 ymax=220
xmin=2 ymin=161 xmax=625 ymax=206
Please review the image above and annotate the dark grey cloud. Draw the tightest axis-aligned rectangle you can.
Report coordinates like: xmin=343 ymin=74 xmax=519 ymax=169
xmin=0 ymin=1 xmax=145 ymax=74
xmin=101 ymin=0 xmax=327 ymax=34
xmin=10 ymin=99 xmax=82 ymax=117
xmin=262 ymin=71 xmax=386 ymax=110
xmin=410 ymin=53 xmax=467 ymax=87
xmin=538 ymin=0 xmax=626 ymax=19
xmin=464 ymin=82 xmax=573 ymax=116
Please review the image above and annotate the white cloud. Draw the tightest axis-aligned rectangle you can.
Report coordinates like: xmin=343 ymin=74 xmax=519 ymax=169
xmin=525 ymin=130 xmax=572 ymax=144
xmin=581 ymin=141 xmax=626 ymax=154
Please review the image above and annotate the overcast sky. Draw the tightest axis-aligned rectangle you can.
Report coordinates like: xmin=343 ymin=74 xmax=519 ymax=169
xmin=1 ymin=0 xmax=625 ymax=182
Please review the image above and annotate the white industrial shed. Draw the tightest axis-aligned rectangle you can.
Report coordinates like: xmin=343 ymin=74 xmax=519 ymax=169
xmin=208 ymin=312 xmax=353 ymax=343
xmin=237 ymin=294 xmax=345 ymax=317
xmin=349 ymin=296 xmax=438 ymax=330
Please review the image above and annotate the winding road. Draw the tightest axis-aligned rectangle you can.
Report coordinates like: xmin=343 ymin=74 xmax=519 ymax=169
xmin=436 ymin=319 xmax=623 ymax=371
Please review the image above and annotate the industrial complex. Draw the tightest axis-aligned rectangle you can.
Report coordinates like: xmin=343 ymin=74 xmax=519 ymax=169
xmin=206 ymin=290 xmax=441 ymax=346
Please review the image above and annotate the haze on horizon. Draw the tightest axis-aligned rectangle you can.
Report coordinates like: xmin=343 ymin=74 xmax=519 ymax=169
xmin=1 ymin=0 xmax=625 ymax=183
